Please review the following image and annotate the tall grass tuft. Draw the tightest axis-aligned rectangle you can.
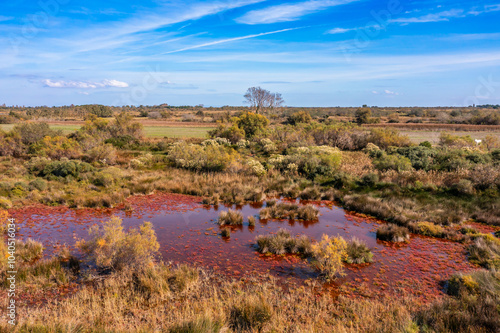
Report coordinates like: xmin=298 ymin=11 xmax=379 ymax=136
xmin=248 ymin=216 xmax=256 ymax=226
xmin=217 ymin=209 xmax=243 ymax=226
xmin=259 ymin=203 xmax=319 ymax=220
xmin=376 ymin=224 xmax=410 ymax=243
xmin=229 ymin=296 xmax=273 ymax=332
xmin=221 ymin=228 xmax=231 ymax=238
xmin=16 ymin=238 xmax=44 ymax=263
xmin=255 ymin=229 xmax=311 ymax=255
xmin=345 ymin=237 xmax=373 ymax=264
xmin=468 ymin=235 xmax=500 ymax=269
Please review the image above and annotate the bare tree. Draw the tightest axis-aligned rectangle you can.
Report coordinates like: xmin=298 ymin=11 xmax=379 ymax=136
xmin=244 ymin=87 xmax=284 ymax=114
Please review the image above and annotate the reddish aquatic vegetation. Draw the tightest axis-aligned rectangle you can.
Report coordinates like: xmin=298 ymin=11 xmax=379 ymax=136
xmin=8 ymin=193 xmax=477 ymax=303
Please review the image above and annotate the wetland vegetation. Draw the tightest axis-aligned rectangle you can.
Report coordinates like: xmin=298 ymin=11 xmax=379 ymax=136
xmin=0 ymin=106 xmax=499 ymax=332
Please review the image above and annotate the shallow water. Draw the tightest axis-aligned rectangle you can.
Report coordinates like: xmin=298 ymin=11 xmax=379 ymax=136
xmin=11 ymin=193 xmax=477 ymax=301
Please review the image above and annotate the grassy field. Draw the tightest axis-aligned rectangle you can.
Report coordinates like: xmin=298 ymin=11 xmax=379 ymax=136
xmin=401 ymin=130 xmax=500 ymax=144
xmin=0 ymin=124 xmax=211 ymax=138
xmin=143 ymin=126 xmax=211 ymax=138
xmin=2 ymin=124 xmax=497 ymax=142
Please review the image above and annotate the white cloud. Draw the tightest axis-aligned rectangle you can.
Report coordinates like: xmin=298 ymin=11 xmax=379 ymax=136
xmin=236 ymin=0 xmax=358 ymax=24
xmin=43 ymin=79 xmax=129 ymax=89
xmin=0 ymin=16 xmax=13 ymax=22
xmin=326 ymin=27 xmax=353 ymax=34
xmin=384 ymin=90 xmax=399 ymax=95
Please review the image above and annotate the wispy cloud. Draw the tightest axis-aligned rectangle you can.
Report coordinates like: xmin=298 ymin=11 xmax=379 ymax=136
xmin=58 ymin=0 xmax=266 ymax=55
xmin=236 ymin=0 xmax=357 ymax=24
xmin=390 ymin=9 xmax=464 ymax=24
xmin=391 ymin=4 xmax=500 ymax=24
xmin=326 ymin=27 xmax=354 ymax=34
xmin=162 ymin=27 xmax=303 ymax=54
xmin=43 ymin=79 xmax=129 ymax=89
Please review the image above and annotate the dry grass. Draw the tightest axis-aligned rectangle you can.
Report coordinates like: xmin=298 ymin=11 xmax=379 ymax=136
xmin=255 ymin=229 xmax=312 ymax=255
xmin=5 ymin=263 xmax=421 ymax=333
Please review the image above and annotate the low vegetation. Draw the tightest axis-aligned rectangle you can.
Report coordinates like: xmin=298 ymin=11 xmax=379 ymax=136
xmin=468 ymin=234 xmax=500 ymax=269
xmin=310 ymin=234 xmax=348 ymax=280
xmin=217 ymin=209 xmax=244 ymax=226
xmin=345 ymin=237 xmax=373 ymax=264
xmin=255 ymin=229 xmax=312 ymax=255
xmin=259 ymin=203 xmax=319 ymax=220
xmin=77 ymin=216 xmax=160 ymax=271
xmin=1 ymin=106 xmax=500 ymax=332
xmin=376 ymin=224 xmax=410 ymax=243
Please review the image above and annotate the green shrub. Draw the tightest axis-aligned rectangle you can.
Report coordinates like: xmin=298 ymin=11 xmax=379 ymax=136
xmin=235 ymin=112 xmax=269 ymax=138
xmin=434 ymin=149 xmax=471 ymax=171
xmin=218 ymin=209 xmax=243 ymax=226
xmin=360 ymin=173 xmax=379 ymax=187
xmin=376 ymin=224 xmax=410 ymax=243
xmin=396 ymin=146 xmax=436 ymax=170
xmin=287 ymin=111 xmax=312 ymax=125
xmin=79 ymin=104 xmax=113 ymax=117
xmin=27 ymin=157 xmax=94 ymax=179
xmin=29 ymin=178 xmax=48 ymax=191
xmin=85 ymin=144 xmax=117 ymax=165
xmin=28 ymin=136 xmax=81 ymax=159
xmin=0 ymin=196 xmax=12 ymax=209
xmin=168 ymin=141 xmax=238 ymax=172
xmin=77 ymin=216 xmax=160 ymax=271
xmin=373 ymin=153 xmax=413 ymax=172
xmin=368 ymin=128 xmax=411 ymax=149
xmin=419 ymin=141 xmax=432 ymax=148
xmin=452 ymin=179 xmax=475 ymax=195
xmin=92 ymin=171 xmax=116 ymax=188
xmin=11 ymin=122 xmax=60 ymax=145
xmin=345 ymin=237 xmax=373 ymax=264
xmin=208 ymin=124 xmax=245 ymax=143
xmin=268 ymin=146 xmax=342 ymax=179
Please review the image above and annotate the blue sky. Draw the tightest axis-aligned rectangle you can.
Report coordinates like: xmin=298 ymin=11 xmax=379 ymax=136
xmin=1 ymin=0 xmax=500 ymax=107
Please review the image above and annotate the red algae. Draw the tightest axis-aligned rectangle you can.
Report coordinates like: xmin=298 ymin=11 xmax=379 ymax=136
xmin=8 ymin=193 xmax=479 ymax=302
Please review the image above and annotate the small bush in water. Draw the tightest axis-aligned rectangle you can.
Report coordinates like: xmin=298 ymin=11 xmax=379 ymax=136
xmin=345 ymin=237 xmax=373 ymax=264
xmin=218 ymin=209 xmax=243 ymax=226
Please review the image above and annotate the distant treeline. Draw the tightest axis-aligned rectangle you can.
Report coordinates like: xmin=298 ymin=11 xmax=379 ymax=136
xmin=0 ymin=104 xmax=499 ymax=125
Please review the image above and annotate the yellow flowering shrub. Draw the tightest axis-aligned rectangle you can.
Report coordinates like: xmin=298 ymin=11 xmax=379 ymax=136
xmin=77 ymin=215 xmax=159 ymax=271
xmin=310 ymin=234 xmax=347 ymax=280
